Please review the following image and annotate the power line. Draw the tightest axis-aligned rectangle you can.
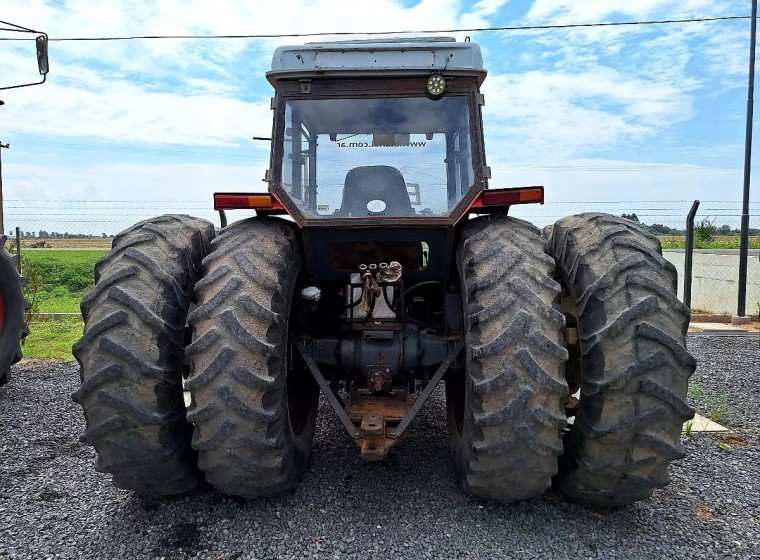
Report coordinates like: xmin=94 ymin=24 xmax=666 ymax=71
xmin=0 ymin=15 xmax=751 ymax=42
xmin=0 ymin=19 xmax=40 ymax=34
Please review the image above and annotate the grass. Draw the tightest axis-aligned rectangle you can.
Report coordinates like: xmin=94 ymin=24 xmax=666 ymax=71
xmin=683 ymin=420 xmax=694 ymax=437
xmin=23 ymin=317 xmax=82 ymax=359
xmin=689 ymin=384 xmax=732 ymax=427
xmin=18 ymin=250 xmax=103 ymax=358
xmin=35 ymin=293 xmax=83 ymax=313
xmin=707 ymin=395 xmax=729 ymax=424
xmin=21 ymin=238 xmax=112 ymax=249
xmin=23 ymin=250 xmax=106 ymax=293
xmin=659 ymin=235 xmax=760 ymax=250
xmin=22 ymin=250 xmax=106 ymax=314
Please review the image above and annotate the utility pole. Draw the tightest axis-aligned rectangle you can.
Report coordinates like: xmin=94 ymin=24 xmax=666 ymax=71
xmin=0 ymin=142 xmax=8 ymax=237
xmin=737 ymin=0 xmax=758 ymax=323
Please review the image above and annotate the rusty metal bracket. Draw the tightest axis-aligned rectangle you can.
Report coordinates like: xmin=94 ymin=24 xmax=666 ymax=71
xmin=387 ymin=338 xmax=464 ymax=438
xmin=295 ymin=341 xmax=362 ymax=438
xmin=296 ymin=338 xmax=464 ymax=458
xmin=348 ymin=391 xmax=408 ymax=460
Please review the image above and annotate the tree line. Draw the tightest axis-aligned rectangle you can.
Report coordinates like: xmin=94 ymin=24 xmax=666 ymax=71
xmin=9 ymin=231 xmax=113 ymax=239
xmin=621 ymin=214 xmax=760 ymax=238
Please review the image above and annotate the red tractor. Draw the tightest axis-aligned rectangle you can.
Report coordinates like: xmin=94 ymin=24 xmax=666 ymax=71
xmin=74 ymin=37 xmax=694 ymax=506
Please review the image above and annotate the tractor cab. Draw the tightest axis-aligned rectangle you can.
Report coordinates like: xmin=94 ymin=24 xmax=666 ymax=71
xmin=266 ymin=37 xmax=487 ymax=224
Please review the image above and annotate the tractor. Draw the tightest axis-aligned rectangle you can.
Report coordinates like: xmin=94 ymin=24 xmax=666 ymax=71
xmin=73 ymin=37 xmax=695 ymax=506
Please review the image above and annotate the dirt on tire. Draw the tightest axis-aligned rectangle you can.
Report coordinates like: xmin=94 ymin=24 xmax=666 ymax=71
xmin=547 ymin=213 xmax=696 ymax=506
xmin=72 ymin=214 xmax=214 ymax=496
xmin=447 ymin=215 xmax=568 ymax=503
xmin=185 ymin=217 xmax=319 ymax=499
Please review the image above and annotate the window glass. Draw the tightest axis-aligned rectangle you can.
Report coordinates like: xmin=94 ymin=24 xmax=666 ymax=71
xmin=280 ymin=96 xmax=474 ymax=218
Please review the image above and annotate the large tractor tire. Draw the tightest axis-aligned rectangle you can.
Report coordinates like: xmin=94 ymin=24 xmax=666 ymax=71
xmin=72 ymin=215 xmax=214 ymax=495
xmin=0 ymin=236 xmax=28 ymax=386
xmin=547 ymin=213 xmax=695 ymax=506
xmin=446 ymin=216 xmax=569 ymax=503
xmin=185 ymin=217 xmax=319 ymax=498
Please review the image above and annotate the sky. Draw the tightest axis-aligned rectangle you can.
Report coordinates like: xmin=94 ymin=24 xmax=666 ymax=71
xmin=0 ymin=0 xmax=758 ymax=234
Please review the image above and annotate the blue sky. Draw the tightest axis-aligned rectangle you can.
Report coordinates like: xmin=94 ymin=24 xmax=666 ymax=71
xmin=0 ymin=0 xmax=758 ymax=233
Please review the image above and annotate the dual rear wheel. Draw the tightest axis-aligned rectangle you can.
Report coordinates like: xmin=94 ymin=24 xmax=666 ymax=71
xmin=73 ymin=215 xmax=317 ymax=497
xmin=448 ymin=213 xmax=695 ymax=506
xmin=74 ymin=213 xmax=694 ymax=505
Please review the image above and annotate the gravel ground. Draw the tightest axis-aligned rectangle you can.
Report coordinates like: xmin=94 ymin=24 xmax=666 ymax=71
xmin=1 ymin=336 xmax=758 ymax=560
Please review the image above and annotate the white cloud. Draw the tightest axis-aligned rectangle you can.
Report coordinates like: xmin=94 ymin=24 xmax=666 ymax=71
xmin=526 ymin=0 xmax=738 ymax=23
xmin=0 ymin=0 xmax=754 ymax=224
xmin=481 ymin=66 xmax=692 ymax=159
xmin=1 ymin=0 xmax=499 ymax=146
xmin=2 ymin=156 xmax=748 ymax=234
xmin=1 ymin=75 xmax=273 ymax=145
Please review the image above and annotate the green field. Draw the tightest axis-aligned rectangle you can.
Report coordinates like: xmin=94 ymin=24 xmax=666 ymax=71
xmin=23 ymin=250 xmax=107 ymax=313
xmin=21 ymin=250 xmax=105 ymax=359
xmin=659 ymin=236 xmax=760 ymax=250
xmin=24 ymin=317 xmax=84 ymax=359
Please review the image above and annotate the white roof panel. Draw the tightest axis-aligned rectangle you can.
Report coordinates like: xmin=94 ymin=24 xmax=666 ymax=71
xmin=267 ymin=37 xmax=485 ymax=83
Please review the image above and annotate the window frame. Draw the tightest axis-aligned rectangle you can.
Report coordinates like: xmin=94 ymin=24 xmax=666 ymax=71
xmin=269 ymin=76 xmax=488 ymax=227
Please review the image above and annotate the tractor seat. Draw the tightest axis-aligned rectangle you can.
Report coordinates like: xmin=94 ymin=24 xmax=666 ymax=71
xmin=338 ymin=166 xmax=413 ymax=217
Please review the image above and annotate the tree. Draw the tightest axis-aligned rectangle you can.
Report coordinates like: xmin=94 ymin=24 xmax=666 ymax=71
xmin=718 ymin=225 xmax=732 ymax=236
xmin=695 ymin=218 xmax=717 ymax=242
xmin=648 ymin=223 xmax=672 ymax=235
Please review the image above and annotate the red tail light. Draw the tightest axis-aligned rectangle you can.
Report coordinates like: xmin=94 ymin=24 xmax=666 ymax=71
xmin=214 ymin=193 xmax=285 ymax=211
xmin=469 ymin=186 xmax=544 ymax=210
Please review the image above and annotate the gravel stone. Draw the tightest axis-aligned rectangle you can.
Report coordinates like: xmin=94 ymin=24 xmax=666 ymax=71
xmin=1 ymin=336 xmax=758 ymax=560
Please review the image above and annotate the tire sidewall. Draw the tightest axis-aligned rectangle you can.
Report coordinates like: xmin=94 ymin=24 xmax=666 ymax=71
xmin=446 ymin=230 xmax=480 ymax=484
xmin=0 ymin=248 xmax=25 ymax=371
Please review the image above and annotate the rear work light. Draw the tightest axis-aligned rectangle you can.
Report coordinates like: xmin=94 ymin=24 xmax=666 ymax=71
xmin=213 ymin=193 xmax=285 ymax=211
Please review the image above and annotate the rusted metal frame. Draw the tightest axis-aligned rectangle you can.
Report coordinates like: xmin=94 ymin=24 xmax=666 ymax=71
xmin=388 ymin=338 xmax=464 ymax=438
xmin=295 ymin=341 xmax=361 ymax=438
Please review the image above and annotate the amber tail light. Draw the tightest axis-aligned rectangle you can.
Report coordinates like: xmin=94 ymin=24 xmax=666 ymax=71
xmin=477 ymin=186 xmax=544 ymax=207
xmin=213 ymin=193 xmax=285 ymax=211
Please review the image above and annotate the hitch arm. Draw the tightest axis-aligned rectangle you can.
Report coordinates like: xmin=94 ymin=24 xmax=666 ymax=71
xmin=295 ymin=341 xmax=362 ymax=438
xmin=388 ymin=338 xmax=463 ymax=438
xmin=296 ymin=338 xmax=464 ymax=458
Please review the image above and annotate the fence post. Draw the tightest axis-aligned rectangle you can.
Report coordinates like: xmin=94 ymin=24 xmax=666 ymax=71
xmin=683 ymin=200 xmax=700 ymax=310
xmin=14 ymin=226 xmax=22 ymax=275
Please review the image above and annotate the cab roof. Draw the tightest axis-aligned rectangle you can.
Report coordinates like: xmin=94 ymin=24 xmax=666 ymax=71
xmin=267 ymin=37 xmax=486 ymax=86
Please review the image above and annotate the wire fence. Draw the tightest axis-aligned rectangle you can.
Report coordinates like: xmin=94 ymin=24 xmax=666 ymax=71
xmin=665 ymin=214 xmax=760 ymax=317
xmin=4 ymin=199 xmax=760 ymax=318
